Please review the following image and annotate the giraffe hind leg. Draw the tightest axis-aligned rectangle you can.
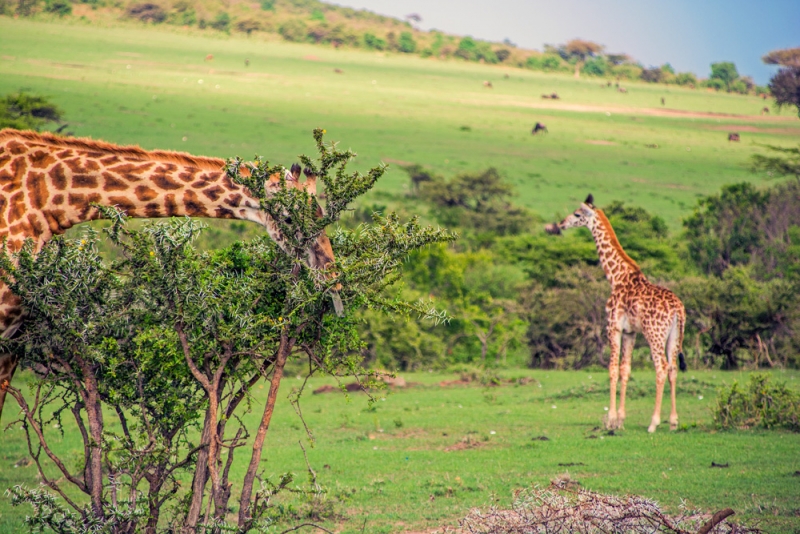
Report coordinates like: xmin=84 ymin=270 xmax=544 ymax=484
xmin=666 ymin=317 xmax=682 ymax=430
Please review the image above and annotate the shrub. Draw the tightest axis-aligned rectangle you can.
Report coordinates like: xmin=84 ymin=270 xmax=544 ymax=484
xmin=640 ymin=66 xmax=664 ymax=83
xmin=526 ymin=54 xmax=562 ymax=71
xmin=582 ymin=56 xmax=607 ymax=76
xmin=363 ymin=32 xmax=386 ymax=50
xmin=495 ymin=49 xmax=510 ymax=62
xmin=674 ymin=72 xmax=697 ymax=86
xmin=397 ymin=31 xmax=416 ymax=53
xmin=0 ymin=91 xmax=63 ymax=131
xmin=209 ymin=11 xmax=230 ymax=31
xmin=713 ymin=373 xmax=800 ymax=431
xmin=235 ymin=18 xmax=261 ymax=35
xmin=125 ymin=2 xmax=166 ymax=23
xmin=259 ymin=0 xmax=273 ymax=10
xmin=455 ymin=36 xmax=496 ymax=63
xmin=44 ymin=0 xmax=71 ymax=15
xmin=279 ymin=18 xmax=306 ymax=42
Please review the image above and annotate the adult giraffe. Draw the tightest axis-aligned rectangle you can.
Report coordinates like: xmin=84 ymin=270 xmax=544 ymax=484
xmin=547 ymin=194 xmax=686 ymax=433
xmin=0 ymin=128 xmax=340 ymax=422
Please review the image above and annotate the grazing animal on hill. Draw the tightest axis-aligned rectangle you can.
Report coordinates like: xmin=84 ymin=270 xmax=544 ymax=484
xmin=761 ymin=106 xmax=770 ymax=115
xmin=483 ymin=80 xmax=493 ymax=88
xmin=541 ymin=93 xmax=559 ymax=100
xmin=0 ymin=129 xmax=343 ymax=423
xmin=531 ymin=122 xmax=548 ymax=135
xmin=334 ymin=68 xmax=343 ymax=74
xmin=728 ymin=133 xmax=740 ymax=142
xmin=547 ymin=194 xmax=686 ymax=433
xmin=618 ymin=87 xmax=627 ymax=93
xmin=205 ymin=54 xmax=213 ymax=61
xmin=245 ymin=58 xmax=250 ymax=66
xmin=661 ymin=97 xmax=665 ymax=106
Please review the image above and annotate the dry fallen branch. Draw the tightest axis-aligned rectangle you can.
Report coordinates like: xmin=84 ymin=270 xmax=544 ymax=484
xmin=459 ymin=483 xmax=760 ymax=534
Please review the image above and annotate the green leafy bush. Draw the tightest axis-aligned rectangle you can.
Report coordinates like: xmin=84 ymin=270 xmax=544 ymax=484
xmin=397 ymin=31 xmax=416 ymax=54
xmin=44 ymin=0 xmax=71 ymax=15
xmin=363 ymin=32 xmax=386 ymax=50
xmin=0 ymin=91 xmax=63 ymax=131
xmin=713 ymin=373 xmax=800 ymax=431
xmin=280 ymin=18 xmax=307 ymax=41
xmin=210 ymin=11 xmax=230 ymax=32
xmin=125 ymin=2 xmax=166 ymax=23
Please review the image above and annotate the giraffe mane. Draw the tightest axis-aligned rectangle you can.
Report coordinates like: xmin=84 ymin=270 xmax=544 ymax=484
xmin=0 ymin=128 xmax=227 ymax=170
xmin=594 ymin=208 xmax=641 ymax=271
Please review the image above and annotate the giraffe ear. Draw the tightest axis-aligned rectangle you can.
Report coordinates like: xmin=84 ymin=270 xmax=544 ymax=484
xmin=584 ymin=194 xmax=594 ymax=207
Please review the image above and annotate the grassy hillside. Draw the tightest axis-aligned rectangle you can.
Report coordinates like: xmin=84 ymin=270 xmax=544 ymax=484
xmin=0 ymin=18 xmax=797 ymax=236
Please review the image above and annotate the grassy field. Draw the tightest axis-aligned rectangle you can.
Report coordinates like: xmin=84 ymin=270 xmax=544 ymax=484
xmin=1 ymin=369 xmax=799 ymax=532
xmin=1 ymin=18 xmax=799 ymax=231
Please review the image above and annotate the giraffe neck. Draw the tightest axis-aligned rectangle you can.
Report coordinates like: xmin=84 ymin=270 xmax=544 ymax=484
xmin=0 ymin=129 xmax=277 ymax=252
xmin=588 ymin=209 xmax=641 ymax=287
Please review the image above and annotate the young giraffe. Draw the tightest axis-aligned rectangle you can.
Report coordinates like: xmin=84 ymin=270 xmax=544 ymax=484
xmin=550 ymin=194 xmax=686 ymax=433
xmin=0 ymin=128 xmax=341 ymax=423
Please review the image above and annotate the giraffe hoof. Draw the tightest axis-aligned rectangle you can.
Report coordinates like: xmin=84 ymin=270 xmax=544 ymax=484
xmin=647 ymin=424 xmax=657 ymax=433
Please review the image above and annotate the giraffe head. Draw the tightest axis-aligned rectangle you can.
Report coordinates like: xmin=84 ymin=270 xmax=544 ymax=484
xmin=271 ymin=164 xmax=342 ymax=309
xmin=546 ymin=194 xmax=597 ymax=235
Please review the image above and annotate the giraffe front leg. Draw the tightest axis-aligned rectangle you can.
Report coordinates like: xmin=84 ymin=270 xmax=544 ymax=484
xmin=617 ymin=332 xmax=635 ymax=430
xmin=606 ymin=328 xmax=622 ymax=431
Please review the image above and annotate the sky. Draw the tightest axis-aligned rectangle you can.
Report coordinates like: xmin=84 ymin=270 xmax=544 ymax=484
xmin=330 ymin=0 xmax=799 ymax=84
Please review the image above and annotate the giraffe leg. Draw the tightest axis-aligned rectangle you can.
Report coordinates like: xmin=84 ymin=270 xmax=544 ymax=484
xmin=617 ymin=332 xmax=635 ymax=429
xmin=649 ymin=347 xmax=667 ymax=433
xmin=666 ymin=318 xmax=681 ymax=430
xmin=606 ymin=327 xmax=622 ymax=431
xmin=0 ymin=354 xmax=19 ymax=426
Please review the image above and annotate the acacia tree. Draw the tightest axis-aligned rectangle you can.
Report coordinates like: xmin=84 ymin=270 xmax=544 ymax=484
xmin=1 ymin=129 xmax=454 ymax=533
xmin=558 ymin=39 xmax=604 ymax=79
xmin=763 ymin=47 xmax=800 ymax=117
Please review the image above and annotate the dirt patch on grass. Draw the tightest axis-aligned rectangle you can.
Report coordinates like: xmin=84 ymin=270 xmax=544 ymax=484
xmin=303 ymin=54 xmax=321 ymax=61
xmin=444 ymin=436 xmax=484 ymax=452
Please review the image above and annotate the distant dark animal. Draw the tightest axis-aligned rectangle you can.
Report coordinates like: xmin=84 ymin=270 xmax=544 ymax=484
xmin=760 ymin=93 xmax=768 ymax=100
xmin=607 ymin=81 xmax=612 ymax=87
xmin=728 ymin=133 xmax=740 ymax=142
xmin=244 ymin=58 xmax=250 ymax=66
xmin=761 ymin=106 xmax=769 ymax=115
xmin=661 ymin=97 xmax=665 ymax=106
xmin=618 ymin=87 xmax=627 ymax=94
xmin=532 ymin=122 xmax=548 ymax=135
xmin=504 ymin=73 xmax=510 ymax=79
xmin=205 ymin=54 xmax=213 ymax=61
xmin=645 ymin=143 xmax=659 ymax=149
xmin=541 ymin=93 xmax=559 ymax=100
xmin=483 ymin=80 xmax=493 ymax=88
xmin=334 ymin=68 xmax=343 ymax=74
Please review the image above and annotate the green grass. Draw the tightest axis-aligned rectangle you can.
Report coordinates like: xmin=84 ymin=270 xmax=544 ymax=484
xmin=1 ymin=18 xmax=798 ymax=231
xmin=2 ymin=369 xmax=799 ymax=532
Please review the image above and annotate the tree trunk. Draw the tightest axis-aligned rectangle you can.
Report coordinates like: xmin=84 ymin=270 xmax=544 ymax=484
xmin=238 ymin=331 xmax=294 ymax=528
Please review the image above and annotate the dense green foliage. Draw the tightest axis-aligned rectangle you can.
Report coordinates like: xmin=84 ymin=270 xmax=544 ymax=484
xmin=375 ymin=150 xmax=800 ymax=372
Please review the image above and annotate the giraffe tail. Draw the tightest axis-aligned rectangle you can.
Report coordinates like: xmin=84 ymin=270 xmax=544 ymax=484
xmin=678 ymin=352 xmax=687 ymax=372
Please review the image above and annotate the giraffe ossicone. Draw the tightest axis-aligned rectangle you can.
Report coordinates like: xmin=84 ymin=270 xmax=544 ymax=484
xmin=553 ymin=194 xmax=686 ymax=433
xmin=0 ymin=128 xmax=343 ymax=422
